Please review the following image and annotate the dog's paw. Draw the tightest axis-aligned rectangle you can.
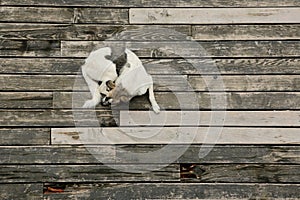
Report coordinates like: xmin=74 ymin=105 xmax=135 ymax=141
xmin=82 ymin=100 xmax=96 ymax=108
xmin=152 ymin=104 xmax=160 ymax=114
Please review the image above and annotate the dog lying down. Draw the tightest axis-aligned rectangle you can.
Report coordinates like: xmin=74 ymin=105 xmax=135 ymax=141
xmin=81 ymin=47 xmax=160 ymax=114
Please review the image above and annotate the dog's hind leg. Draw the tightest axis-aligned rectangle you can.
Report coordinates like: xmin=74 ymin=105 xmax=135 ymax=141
xmin=148 ymin=85 xmax=160 ymax=114
xmin=82 ymin=70 xmax=101 ymax=108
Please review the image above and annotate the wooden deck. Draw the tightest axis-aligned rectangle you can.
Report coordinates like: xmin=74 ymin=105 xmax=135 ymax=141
xmin=1 ymin=1 xmax=300 ymax=199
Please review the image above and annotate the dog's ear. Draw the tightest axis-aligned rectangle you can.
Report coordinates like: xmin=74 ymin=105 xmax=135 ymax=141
xmin=106 ymin=80 xmax=115 ymax=90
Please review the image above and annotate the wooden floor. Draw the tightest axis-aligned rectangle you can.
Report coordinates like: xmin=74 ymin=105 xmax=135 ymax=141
xmin=1 ymin=1 xmax=300 ymax=199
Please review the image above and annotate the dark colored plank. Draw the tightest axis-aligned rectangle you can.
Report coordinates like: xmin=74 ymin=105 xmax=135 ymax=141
xmin=61 ymin=41 xmax=300 ymax=58
xmin=43 ymin=183 xmax=300 ymax=199
xmin=193 ymin=25 xmax=300 ymax=40
xmin=0 ymin=128 xmax=50 ymax=145
xmin=0 ymin=40 xmax=61 ymax=57
xmin=0 ymin=24 xmax=191 ymax=41
xmin=0 ymin=164 xmax=179 ymax=183
xmin=0 ymin=110 xmax=116 ymax=127
xmin=0 ymin=184 xmax=43 ymax=200
xmin=0 ymin=92 xmax=52 ymax=109
xmin=2 ymin=58 xmax=300 ymax=75
xmin=2 ymin=0 xmax=300 ymax=7
xmin=180 ymin=164 xmax=300 ymax=183
xmin=54 ymin=92 xmax=300 ymax=110
xmin=1 ymin=145 xmax=299 ymax=164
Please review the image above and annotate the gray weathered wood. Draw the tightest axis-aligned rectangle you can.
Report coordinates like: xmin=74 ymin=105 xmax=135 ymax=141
xmin=0 ymin=164 xmax=179 ymax=183
xmin=130 ymin=8 xmax=300 ymax=24
xmin=0 ymin=184 xmax=43 ymax=199
xmin=180 ymin=164 xmax=300 ymax=183
xmin=0 ymin=24 xmax=191 ymax=40
xmin=0 ymin=92 xmax=52 ymax=109
xmin=54 ymin=91 xmax=300 ymax=110
xmin=1 ymin=145 xmax=299 ymax=164
xmin=51 ymin=127 xmax=300 ymax=145
xmin=42 ymin=183 xmax=300 ymax=200
xmin=120 ymin=111 xmax=300 ymax=127
xmin=2 ymin=58 xmax=300 ymax=75
xmin=193 ymin=25 xmax=300 ymax=40
xmin=0 ymin=128 xmax=50 ymax=145
xmin=0 ymin=40 xmax=61 ymax=57
xmin=2 ymin=0 xmax=300 ymax=7
xmin=61 ymin=41 xmax=300 ymax=58
xmin=0 ymin=7 xmax=128 ymax=24
xmin=0 ymin=110 xmax=116 ymax=127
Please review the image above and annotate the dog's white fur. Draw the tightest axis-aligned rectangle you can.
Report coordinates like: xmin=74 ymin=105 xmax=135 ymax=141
xmin=106 ymin=48 xmax=160 ymax=113
xmin=82 ymin=47 xmax=117 ymax=108
xmin=82 ymin=47 xmax=160 ymax=113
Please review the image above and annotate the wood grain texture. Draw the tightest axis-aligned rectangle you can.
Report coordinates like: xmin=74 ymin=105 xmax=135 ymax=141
xmin=2 ymin=58 xmax=300 ymax=75
xmin=130 ymin=8 xmax=300 ymax=24
xmin=42 ymin=183 xmax=300 ymax=200
xmin=0 ymin=24 xmax=191 ymax=41
xmin=120 ymin=111 xmax=300 ymax=127
xmin=180 ymin=164 xmax=300 ymax=183
xmin=2 ymin=0 xmax=300 ymax=7
xmin=0 ymin=40 xmax=61 ymax=57
xmin=61 ymin=41 xmax=300 ymax=58
xmin=193 ymin=25 xmax=300 ymax=40
xmin=1 ymin=145 xmax=299 ymax=164
xmin=0 ymin=92 xmax=52 ymax=109
xmin=51 ymin=127 xmax=300 ymax=145
xmin=54 ymin=92 xmax=300 ymax=110
xmin=0 ymin=110 xmax=116 ymax=127
xmin=0 ymin=165 xmax=179 ymax=183
xmin=0 ymin=128 xmax=49 ymax=145
xmin=0 ymin=184 xmax=43 ymax=199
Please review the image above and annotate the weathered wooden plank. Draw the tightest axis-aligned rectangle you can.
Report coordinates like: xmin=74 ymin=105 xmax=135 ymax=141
xmin=43 ymin=183 xmax=300 ymax=200
xmin=0 ymin=75 xmax=188 ymax=92
xmin=0 ymin=184 xmax=43 ymax=199
xmin=188 ymin=75 xmax=300 ymax=92
xmin=0 ymin=40 xmax=61 ymax=57
xmin=0 ymin=7 xmax=128 ymax=24
xmin=120 ymin=111 xmax=300 ymax=127
xmin=54 ymin=92 xmax=300 ymax=110
xmin=0 ymin=128 xmax=50 ymax=145
xmin=61 ymin=41 xmax=300 ymax=58
xmin=51 ymin=127 xmax=300 ymax=145
xmin=1 ymin=145 xmax=299 ymax=164
xmin=130 ymin=8 xmax=300 ymax=24
xmin=0 ymin=92 xmax=52 ymax=109
xmin=2 ymin=0 xmax=300 ymax=7
xmin=0 ymin=7 xmax=74 ymax=23
xmin=193 ymin=25 xmax=300 ymax=40
xmin=0 ymin=164 xmax=179 ymax=183
xmin=0 ymin=24 xmax=191 ymax=40
xmin=0 ymin=110 xmax=116 ymax=127
xmin=180 ymin=164 xmax=300 ymax=183
xmin=2 ymin=58 xmax=300 ymax=75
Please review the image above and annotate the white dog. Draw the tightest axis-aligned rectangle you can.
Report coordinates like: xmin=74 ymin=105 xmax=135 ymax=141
xmin=82 ymin=47 xmax=160 ymax=113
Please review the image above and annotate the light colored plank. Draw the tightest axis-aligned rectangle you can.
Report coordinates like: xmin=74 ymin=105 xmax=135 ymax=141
xmin=1 ymin=146 xmax=299 ymax=164
xmin=130 ymin=8 xmax=300 ymax=24
xmin=2 ymin=58 xmax=300 ymax=75
xmin=120 ymin=111 xmax=300 ymax=127
xmin=2 ymin=0 xmax=300 ymax=7
xmin=0 ymin=128 xmax=49 ymax=145
xmin=193 ymin=25 xmax=300 ymax=40
xmin=61 ymin=41 xmax=300 ymax=58
xmin=42 ymin=183 xmax=300 ymax=200
xmin=54 ymin=92 xmax=300 ymax=110
xmin=0 ymin=164 xmax=179 ymax=183
xmin=51 ymin=127 xmax=300 ymax=145
xmin=0 ymin=92 xmax=52 ymax=108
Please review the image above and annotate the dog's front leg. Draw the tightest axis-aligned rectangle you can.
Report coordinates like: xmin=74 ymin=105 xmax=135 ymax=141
xmin=148 ymin=85 xmax=160 ymax=114
xmin=82 ymin=73 xmax=101 ymax=108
